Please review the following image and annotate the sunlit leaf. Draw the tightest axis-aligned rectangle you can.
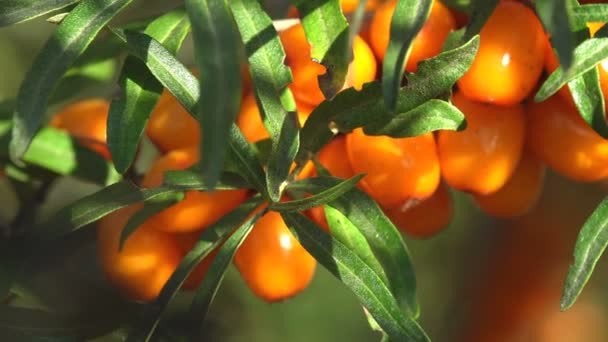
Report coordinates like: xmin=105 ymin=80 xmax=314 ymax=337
xmin=0 ymin=0 xmax=78 ymax=27
xmin=266 ymin=112 xmax=300 ymax=202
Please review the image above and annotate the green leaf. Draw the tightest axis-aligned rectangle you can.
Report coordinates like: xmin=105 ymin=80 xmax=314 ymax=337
xmin=10 ymin=0 xmax=134 ymax=161
xmin=364 ymin=99 xmax=466 ymax=137
xmin=281 ymin=212 xmax=428 ymax=341
xmin=126 ymin=196 xmax=263 ymax=342
xmin=187 ymin=211 xmax=262 ymax=339
xmin=185 ymin=0 xmax=242 ymax=189
xmin=289 ymin=177 xmax=419 ymax=317
xmin=108 ymin=8 xmax=191 ymax=173
xmin=270 ymin=174 xmax=363 ymax=212
xmin=229 ymin=0 xmax=294 ymax=139
xmin=382 ymin=0 xmax=432 ymax=112
xmin=297 ymin=35 xmax=479 ymax=164
xmin=0 ymin=0 xmax=78 ymax=27
xmin=536 ymin=37 xmax=608 ymax=102
xmin=572 ymin=4 xmax=608 ymax=23
xmin=225 ymin=124 xmax=267 ymax=195
xmin=562 ymin=197 xmax=608 ymax=310
xmin=266 ymin=112 xmax=300 ymax=202
xmin=535 ymin=0 xmax=575 ymax=71
xmin=162 ymin=170 xmax=249 ymax=190
xmin=291 ymin=0 xmax=350 ymax=100
xmin=462 ymin=0 xmax=498 ymax=42
xmin=567 ymin=66 xmax=608 ymax=138
xmin=118 ymin=191 xmax=185 ymax=250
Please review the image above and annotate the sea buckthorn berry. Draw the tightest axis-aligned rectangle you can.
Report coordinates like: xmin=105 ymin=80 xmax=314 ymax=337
xmin=97 ymin=205 xmax=181 ymax=302
xmin=50 ymin=99 xmax=111 ymax=159
xmin=307 ymin=135 xmax=356 ymax=230
xmin=146 ymin=93 xmax=200 ymax=152
xmin=526 ymin=94 xmax=608 ymax=182
xmin=234 ymin=210 xmax=316 ymax=302
xmin=346 ymin=129 xmax=440 ymax=207
xmin=280 ymin=23 xmax=377 ymax=106
xmin=383 ymin=182 xmax=453 ymax=238
xmin=141 ymin=147 xmax=248 ymax=233
xmin=369 ymin=0 xmax=456 ymax=72
xmin=438 ymin=91 xmax=525 ymax=195
xmin=457 ymin=1 xmax=546 ymax=105
xmin=174 ymin=231 xmax=218 ymax=291
xmin=473 ymin=150 xmax=545 ymax=218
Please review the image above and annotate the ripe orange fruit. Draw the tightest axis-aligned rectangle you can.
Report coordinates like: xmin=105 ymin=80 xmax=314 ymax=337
xmin=473 ymin=150 xmax=545 ymax=218
xmin=457 ymin=0 xmax=546 ymax=105
xmin=438 ymin=91 xmax=526 ymax=195
xmin=526 ymin=94 xmax=608 ymax=182
xmin=49 ymin=99 xmax=111 ymax=159
xmin=97 ymin=205 xmax=181 ymax=302
xmin=383 ymin=182 xmax=453 ymax=238
xmin=279 ymin=23 xmax=377 ymax=106
xmin=140 ymin=147 xmax=248 ymax=233
xmin=346 ymin=129 xmax=440 ymax=207
xmin=369 ymin=0 xmax=456 ymax=72
xmin=146 ymin=92 xmax=200 ymax=152
xmin=234 ymin=210 xmax=316 ymax=302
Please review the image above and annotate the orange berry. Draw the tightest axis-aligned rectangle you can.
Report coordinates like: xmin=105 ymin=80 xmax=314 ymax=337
xmin=146 ymin=92 xmax=200 ymax=152
xmin=346 ymin=129 xmax=440 ymax=207
xmin=473 ymin=150 xmax=545 ymax=218
xmin=457 ymin=1 xmax=546 ymax=105
xmin=280 ymin=23 xmax=377 ymax=106
xmin=383 ymin=182 xmax=452 ymax=238
xmin=438 ymin=91 xmax=526 ymax=195
xmin=141 ymin=147 xmax=248 ymax=233
xmin=234 ymin=210 xmax=316 ymax=302
xmin=340 ymin=0 xmax=382 ymax=13
xmin=97 ymin=205 xmax=181 ymax=302
xmin=49 ymin=99 xmax=111 ymax=159
xmin=369 ymin=0 xmax=456 ymax=72
xmin=526 ymin=94 xmax=608 ymax=182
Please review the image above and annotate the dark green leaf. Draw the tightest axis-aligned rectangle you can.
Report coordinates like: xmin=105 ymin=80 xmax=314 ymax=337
xmin=297 ymin=35 xmax=479 ymax=164
xmin=108 ymin=9 xmax=191 ymax=173
xmin=188 ymin=211 xmax=262 ymax=339
xmin=536 ymin=37 xmax=608 ymax=102
xmin=382 ymin=0 xmax=432 ymax=112
xmin=0 ymin=0 xmax=78 ymax=27
xmin=126 ymin=196 xmax=263 ymax=342
xmin=572 ymin=4 xmax=608 ymax=24
xmin=348 ymin=0 xmax=368 ymax=42
xmin=229 ymin=0 xmax=294 ymax=139
xmin=119 ymin=191 xmax=185 ymax=250
xmin=225 ymin=124 xmax=267 ymax=195
xmin=289 ymin=177 xmax=419 ymax=316
xmin=266 ymin=112 xmax=300 ymax=202
xmin=291 ymin=0 xmax=350 ymax=100
xmin=270 ymin=174 xmax=363 ymax=212
xmin=10 ymin=0 xmax=134 ymax=160
xmin=281 ymin=212 xmax=428 ymax=341
xmin=562 ymin=197 xmax=608 ymax=310
xmin=162 ymin=170 xmax=249 ymax=190
xmin=440 ymin=0 xmax=469 ymax=12
xmin=535 ymin=0 xmax=575 ymax=71
xmin=186 ymin=0 xmax=242 ymax=189
xmin=364 ymin=99 xmax=466 ymax=137
xmin=462 ymin=0 xmax=498 ymax=42
xmin=567 ymin=67 xmax=608 ymax=138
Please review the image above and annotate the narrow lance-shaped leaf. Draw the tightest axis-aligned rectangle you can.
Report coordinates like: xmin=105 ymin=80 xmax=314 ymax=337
xmin=462 ymin=0 xmax=498 ymax=42
xmin=111 ymin=29 xmax=267 ymax=194
xmin=281 ymin=212 xmax=429 ymax=341
xmin=288 ymin=177 xmax=419 ymax=316
xmin=186 ymin=0 xmax=242 ymax=189
xmin=108 ymin=9 xmax=191 ymax=173
xmin=535 ymin=0 xmax=575 ymax=71
xmin=0 ymin=0 xmax=78 ymax=27
xmin=266 ymin=112 xmax=300 ymax=202
xmin=572 ymin=4 xmax=608 ymax=24
xmin=562 ymin=197 xmax=608 ymax=310
xmin=10 ymin=0 xmax=134 ymax=160
xmin=536 ymin=37 xmax=608 ymax=102
xmin=126 ymin=196 xmax=263 ymax=342
xmin=163 ymin=170 xmax=249 ymax=190
xmin=297 ymin=35 xmax=479 ymax=165
xmin=291 ymin=0 xmax=350 ymax=100
xmin=567 ymin=66 xmax=608 ymax=138
xmin=188 ymin=211 xmax=262 ymax=339
xmin=382 ymin=0 xmax=432 ymax=112
xmin=229 ymin=0 xmax=295 ymax=139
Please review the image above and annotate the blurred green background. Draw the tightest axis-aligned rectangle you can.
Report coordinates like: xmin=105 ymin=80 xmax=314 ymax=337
xmin=2 ymin=1 xmax=608 ymax=341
